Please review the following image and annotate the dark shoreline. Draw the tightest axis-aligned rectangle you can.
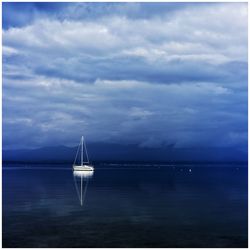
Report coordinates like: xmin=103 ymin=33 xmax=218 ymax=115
xmin=2 ymin=160 xmax=248 ymax=166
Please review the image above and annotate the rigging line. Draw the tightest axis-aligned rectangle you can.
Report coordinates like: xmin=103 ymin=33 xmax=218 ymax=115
xmin=82 ymin=135 xmax=89 ymax=163
xmin=73 ymin=138 xmax=81 ymax=165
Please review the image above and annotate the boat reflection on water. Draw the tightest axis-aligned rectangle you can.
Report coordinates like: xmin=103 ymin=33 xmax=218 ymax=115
xmin=73 ymin=170 xmax=94 ymax=206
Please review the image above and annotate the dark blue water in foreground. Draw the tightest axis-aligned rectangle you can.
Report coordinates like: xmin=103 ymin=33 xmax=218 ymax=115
xmin=2 ymin=163 xmax=248 ymax=247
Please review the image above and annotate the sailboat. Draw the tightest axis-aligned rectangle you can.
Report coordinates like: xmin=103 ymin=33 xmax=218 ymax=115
xmin=73 ymin=136 xmax=94 ymax=171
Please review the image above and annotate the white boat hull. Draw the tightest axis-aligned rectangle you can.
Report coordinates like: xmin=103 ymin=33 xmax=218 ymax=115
xmin=73 ymin=170 xmax=94 ymax=178
xmin=73 ymin=165 xmax=94 ymax=171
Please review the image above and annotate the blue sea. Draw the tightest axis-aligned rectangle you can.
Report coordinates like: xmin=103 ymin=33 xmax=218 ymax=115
xmin=2 ymin=163 xmax=248 ymax=247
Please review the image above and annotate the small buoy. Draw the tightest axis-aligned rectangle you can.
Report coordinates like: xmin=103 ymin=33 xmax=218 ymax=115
xmin=189 ymin=169 xmax=192 ymax=172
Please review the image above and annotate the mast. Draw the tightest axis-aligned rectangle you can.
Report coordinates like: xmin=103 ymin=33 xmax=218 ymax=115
xmin=81 ymin=136 xmax=83 ymax=166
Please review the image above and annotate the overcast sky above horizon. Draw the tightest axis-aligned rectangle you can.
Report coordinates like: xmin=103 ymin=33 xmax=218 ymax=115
xmin=3 ymin=2 xmax=248 ymax=150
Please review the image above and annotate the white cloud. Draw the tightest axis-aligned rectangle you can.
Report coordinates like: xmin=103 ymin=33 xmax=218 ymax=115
xmin=3 ymin=3 xmax=247 ymax=62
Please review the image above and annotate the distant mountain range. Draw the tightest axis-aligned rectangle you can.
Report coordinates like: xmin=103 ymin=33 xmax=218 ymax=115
xmin=2 ymin=143 xmax=247 ymax=163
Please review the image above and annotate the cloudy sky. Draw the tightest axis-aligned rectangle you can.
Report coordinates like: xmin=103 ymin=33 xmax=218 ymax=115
xmin=3 ymin=2 xmax=248 ymax=150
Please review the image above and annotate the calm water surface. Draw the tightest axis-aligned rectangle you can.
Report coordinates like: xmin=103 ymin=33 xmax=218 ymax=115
xmin=2 ymin=163 xmax=248 ymax=247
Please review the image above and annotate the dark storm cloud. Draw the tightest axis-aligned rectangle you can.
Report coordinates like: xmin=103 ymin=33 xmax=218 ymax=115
xmin=2 ymin=2 xmax=248 ymax=150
